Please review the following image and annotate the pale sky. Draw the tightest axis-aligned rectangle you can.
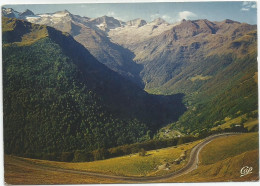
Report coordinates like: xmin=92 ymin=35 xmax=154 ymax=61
xmin=2 ymin=1 xmax=258 ymax=24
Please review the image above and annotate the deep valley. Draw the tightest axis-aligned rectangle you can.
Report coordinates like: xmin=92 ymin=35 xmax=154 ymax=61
xmin=1 ymin=3 xmax=259 ymax=183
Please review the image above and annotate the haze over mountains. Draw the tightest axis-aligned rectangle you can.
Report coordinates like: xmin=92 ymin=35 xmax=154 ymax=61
xmin=2 ymin=7 xmax=258 ymax=157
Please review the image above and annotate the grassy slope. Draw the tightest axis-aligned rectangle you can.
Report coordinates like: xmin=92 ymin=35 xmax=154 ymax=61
xmin=244 ymin=119 xmax=259 ymax=131
xmin=212 ymin=118 xmax=258 ymax=131
xmin=170 ymin=150 xmax=259 ymax=182
xmin=5 ymin=133 xmax=259 ymax=183
xmin=200 ymin=133 xmax=258 ymax=165
xmin=9 ymin=140 xmax=201 ymax=177
xmin=167 ymin=133 xmax=259 ymax=182
xmin=4 ymin=155 xmax=126 ymax=184
xmin=211 ymin=112 xmax=258 ymax=131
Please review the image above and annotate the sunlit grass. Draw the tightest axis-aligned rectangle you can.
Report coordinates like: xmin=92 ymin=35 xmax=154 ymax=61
xmin=190 ymin=74 xmax=212 ymax=82
xmin=20 ymin=25 xmax=48 ymax=46
xmin=211 ymin=112 xmax=258 ymax=131
xmin=244 ymin=119 xmax=258 ymax=131
xmin=166 ymin=133 xmax=259 ymax=182
xmin=22 ymin=140 xmax=201 ymax=177
xmin=168 ymin=149 xmax=259 ymax=182
xmin=5 ymin=133 xmax=258 ymax=183
xmin=200 ymin=132 xmax=258 ymax=165
xmin=4 ymin=155 xmax=125 ymax=184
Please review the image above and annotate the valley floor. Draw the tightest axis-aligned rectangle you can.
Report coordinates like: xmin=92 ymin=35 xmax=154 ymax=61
xmin=4 ymin=133 xmax=259 ymax=184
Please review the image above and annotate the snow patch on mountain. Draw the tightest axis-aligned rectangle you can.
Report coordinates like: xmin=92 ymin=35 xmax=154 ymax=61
xmin=53 ymin=11 xmax=70 ymax=17
xmin=2 ymin=8 xmax=20 ymax=18
xmin=25 ymin=15 xmax=41 ymax=21
xmin=108 ymin=18 xmax=176 ymax=46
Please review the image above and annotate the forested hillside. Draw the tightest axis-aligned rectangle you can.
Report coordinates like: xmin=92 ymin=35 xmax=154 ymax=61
xmin=2 ymin=17 xmax=185 ymax=157
xmin=2 ymin=10 xmax=258 ymax=158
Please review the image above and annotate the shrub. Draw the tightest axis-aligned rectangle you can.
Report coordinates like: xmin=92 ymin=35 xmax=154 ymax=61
xmin=73 ymin=150 xmax=93 ymax=162
xmin=138 ymin=148 xmax=146 ymax=156
xmin=92 ymin=148 xmax=108 ymax=160
xmin=61 ymin=152 xmax=74 ymax=162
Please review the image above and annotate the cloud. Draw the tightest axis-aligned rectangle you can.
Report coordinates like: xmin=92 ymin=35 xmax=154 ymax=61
xmin=162 ymin=15 xmax=175 ymax=23
xmin=105 ymin=11 xmax=128 ymax=21
xmin=178 ymin=11 xmax=197 ymax=21
xmin=241 ymin=7 xmax=250 ymax=11
xmin=150 ymin=11 xmax=197 ymax=23
xmin=241 ymin=1 xmax=257 ymax=11
xmin=150 ymin=13 xmax=160 ymax=20
xmin=107 ymin=11 xmax=116 ymax=17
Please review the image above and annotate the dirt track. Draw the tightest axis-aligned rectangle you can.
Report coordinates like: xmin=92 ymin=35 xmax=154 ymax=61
xmin=9 ymin=133 xmax=240 ymax=183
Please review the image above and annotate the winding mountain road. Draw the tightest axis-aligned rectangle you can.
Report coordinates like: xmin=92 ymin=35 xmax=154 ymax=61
xmin=11 ymin=133 xmax=240 ymax=182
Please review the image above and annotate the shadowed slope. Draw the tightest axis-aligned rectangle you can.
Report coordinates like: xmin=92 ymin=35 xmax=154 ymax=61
xmin=2 ymin=17 xmax=186 ymax=157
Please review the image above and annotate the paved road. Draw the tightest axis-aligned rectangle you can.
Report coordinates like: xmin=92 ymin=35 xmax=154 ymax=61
xmin=12 ymin=133 xmax=241 ymax=182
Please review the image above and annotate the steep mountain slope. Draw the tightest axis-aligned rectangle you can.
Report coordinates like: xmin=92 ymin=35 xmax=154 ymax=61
xmin=2 ymin=8 xmax=143 ymax=86
xmin=128 ymin=19 xmax=257 ymax=132
xmin=2 ymin=17 xmax=185 ymax=156
xmin=122 ymin=19 xmax=256 ymax=88
xmin=108 ymin=16 xmax=258 ymax=132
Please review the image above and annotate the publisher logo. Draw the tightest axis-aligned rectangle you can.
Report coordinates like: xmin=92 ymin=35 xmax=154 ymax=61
xmin=240 ymin=166 xmax=253 ymax=177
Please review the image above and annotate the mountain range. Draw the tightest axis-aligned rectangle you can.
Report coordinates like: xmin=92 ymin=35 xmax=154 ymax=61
xmin=2 ymin=8 xmax=177 ymax=87
xmin=2 ymin=8 xmax=258 ymax=157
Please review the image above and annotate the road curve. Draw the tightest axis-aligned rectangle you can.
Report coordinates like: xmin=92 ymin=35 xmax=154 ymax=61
xmin=12 ymin=133 xmax=241 ymax=182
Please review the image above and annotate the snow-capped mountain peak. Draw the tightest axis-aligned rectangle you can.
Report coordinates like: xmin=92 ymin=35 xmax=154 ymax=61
xmin=89 ymin=15 xmax=123 ymax=31
xmin=150 ymin=18 xmax=168 ymax=25
xmin=2 ymin=7 xmax=20 ymax=18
